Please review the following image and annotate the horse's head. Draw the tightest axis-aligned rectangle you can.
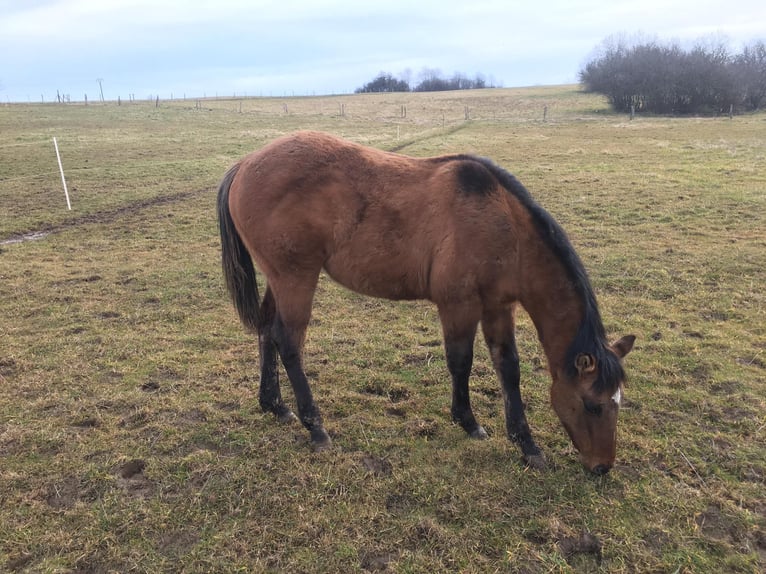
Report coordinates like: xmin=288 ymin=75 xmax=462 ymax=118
xmin=550 ymin=335 xmax=635 ymax=475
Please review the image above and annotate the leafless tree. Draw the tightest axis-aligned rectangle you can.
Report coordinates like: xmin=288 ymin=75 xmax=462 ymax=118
xmin=580 ymin=36 xmax=765 ymax=114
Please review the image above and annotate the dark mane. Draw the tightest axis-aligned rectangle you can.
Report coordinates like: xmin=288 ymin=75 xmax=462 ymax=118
xmin=470 ymin=156 xmax=625 ymax=393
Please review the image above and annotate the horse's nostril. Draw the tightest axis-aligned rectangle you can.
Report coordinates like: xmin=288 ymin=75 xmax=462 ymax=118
xmin=592 ymin=464 xmax=611 ymax=476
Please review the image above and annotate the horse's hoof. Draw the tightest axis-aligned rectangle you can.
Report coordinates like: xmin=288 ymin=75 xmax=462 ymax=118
xmin=523 ymin=453 xmax=547 ymax=470
xmin=278 ymin=410 xmax=299 ymax=424
xmin=311 ymin=428 xmax=333 ymax=452
xmin=312 ymin=439 xmax=333 ymax=452
xmin=470 ymin=425 xmax=488 ymax=440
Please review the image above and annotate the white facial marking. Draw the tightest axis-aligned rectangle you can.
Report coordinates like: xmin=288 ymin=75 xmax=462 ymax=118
xmin=611 ymin=388 xmax=622 ymax=406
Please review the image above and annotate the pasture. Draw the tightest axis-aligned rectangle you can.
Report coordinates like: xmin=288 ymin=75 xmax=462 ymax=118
xmin=1 ymin=86 xmax=764 ymax=572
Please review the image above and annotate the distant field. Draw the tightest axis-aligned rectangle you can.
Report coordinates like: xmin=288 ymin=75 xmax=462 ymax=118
xmin=1 ymin=86 xmax=764 ymax=573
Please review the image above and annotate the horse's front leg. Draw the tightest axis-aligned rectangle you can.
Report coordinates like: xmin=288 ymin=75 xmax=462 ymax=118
xmin=439 ymin=304 xmax=487 ymax=439
xmin=481 ymin=306 xmax=546 ymax=469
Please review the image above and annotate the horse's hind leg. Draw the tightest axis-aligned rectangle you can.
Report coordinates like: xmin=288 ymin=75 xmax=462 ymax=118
xmin=270 ymin=276 xmax=332 ymax=451
xmin=481 ymin=306 xmax=545 ymax=469
xmin=438 ymin=304 xmax=487 ymax=439
xmin=258 ymin=286 xmax=297 ymax=423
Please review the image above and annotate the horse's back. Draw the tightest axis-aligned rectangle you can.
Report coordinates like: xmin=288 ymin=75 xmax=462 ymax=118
xmin=227 ymin=132 xmax=516 ymax=302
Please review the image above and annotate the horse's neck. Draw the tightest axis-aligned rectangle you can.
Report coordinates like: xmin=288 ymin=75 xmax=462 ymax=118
xmin=518 ymin=250 xmax=583 ymax=374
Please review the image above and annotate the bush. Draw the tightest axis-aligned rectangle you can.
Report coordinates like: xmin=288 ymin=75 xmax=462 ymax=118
xmin=355 ymin=70 xmax=495 ymax=94
xmin=355 ymin=73 xmax=410 ymax=93
xmin=580 ymin=37 xmax=766 ymax=114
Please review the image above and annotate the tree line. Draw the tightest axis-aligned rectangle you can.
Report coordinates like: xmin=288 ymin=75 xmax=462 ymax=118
xmin=580 ymin=36 xmax=766 ymax=115
xmin=356 ymin=69 xmax=496 ymax=93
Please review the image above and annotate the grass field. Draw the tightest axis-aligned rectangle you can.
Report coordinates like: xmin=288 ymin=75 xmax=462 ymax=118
xmin=1 ymin=86 xmax=764 ymax=573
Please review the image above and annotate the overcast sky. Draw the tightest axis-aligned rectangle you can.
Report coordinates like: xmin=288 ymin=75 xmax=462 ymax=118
xmin=1 ymin=0 xmax=764 ymax=102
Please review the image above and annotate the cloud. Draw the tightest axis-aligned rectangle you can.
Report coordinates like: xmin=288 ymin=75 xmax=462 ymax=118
xmin=1 ymin=0 xmax=763 ymax=100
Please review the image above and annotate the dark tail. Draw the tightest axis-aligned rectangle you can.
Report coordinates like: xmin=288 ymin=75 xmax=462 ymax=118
xmin=217 ymin=162 xmax=261 ymax=333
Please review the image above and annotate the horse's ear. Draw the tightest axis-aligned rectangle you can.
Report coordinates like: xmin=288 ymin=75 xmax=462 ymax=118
xmin=611 ymin=335 xmax=636 ymax=359
xmin=575 ymin=353 xmax=597 ymax=375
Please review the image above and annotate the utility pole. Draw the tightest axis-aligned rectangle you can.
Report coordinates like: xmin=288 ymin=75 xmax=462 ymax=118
xmin=97 ymin=78 xmax=105 ymax=102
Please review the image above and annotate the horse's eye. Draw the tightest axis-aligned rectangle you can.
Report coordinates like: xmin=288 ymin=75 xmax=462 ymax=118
xmin=583 ymin=399 xmax=603 ymax=417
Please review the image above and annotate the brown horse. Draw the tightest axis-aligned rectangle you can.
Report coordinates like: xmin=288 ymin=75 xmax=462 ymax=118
xmin=217 ymin=131 xmax=634 ymax=474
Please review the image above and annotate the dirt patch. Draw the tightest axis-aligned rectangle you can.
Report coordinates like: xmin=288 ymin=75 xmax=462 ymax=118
xmin=215 ymin=401 xmax=240 ymax=411
xmin=642 ymin=527 xmax=673 ymax=554
xmin=689 ymin=364 xmax=712 ymax=383
xmin=476 ymin=386 xmax=500 ymax=398
xmin=648 ymin=452 xmax=680 ymax=479
xmin=558 ymin=530 xmax=603 ymax=564
xmin=0 ymin=231 xmax=50 ymax=246
xmin=741 ymin=464 xmax=765 ymax=483
xmin=178 ymin=409 xmax=208 ymax=424
xmin=385 ymin=406 xmax=407 ymax=418
xmin=754 ymin=529 xmax=766 ymax=561
xmin=695 ymin=505 xmax=743 ymax=542
xmin=743 ymin=500 xmax=766 ymax=520
xmin=362 ymin=381 xmax=388 ymax=397
xmin=0 ymin=358 xmax=18 ymax=383
xmin=709 ymin=380 xmax=743 ymax=395
xmin=711 ymin=436 xmax=733 ymax=452
xmin=42 ymin=474 xmax=104 ymax=509
xmin=361 ymin=454 xmax=393 ymax=476
xmin=683 ymin=330 xmax=705 ymax=339
xmin=70 ymin=416 xmax=100 ymax=429
xmin=409 ymin=518 xmax=445 ymax=544
xmin=720 ymin=405 xmax=757 ymax=423
xmin=360 ymin=551 xmax=399 ymax=571
xmin=362 ymin=381 xmax=410 ymax=403
xmin=418 ymin=376 xmax=440 ymax=387
xmin=118 ymin=410 xmax=150 ymax=429
xmin=119 ymin=459 xmax=146 ymax=478
xmin=159 ymin=529 xmax=200 ymax=559
xmin=97 ymin=311 xmax=121 ymax=320
xmin=116 ymin=459 xmax=154 ymax=499
xmin=737 ymin=356 xmax=766 ymax=369
xmin=402 ymin=517 xmax=453 ymax=558
xmin=702 ymin=311 xmax=730 ymax=321
xmin=522 ymin=525 xmax=550 ymax=545
xmin=695 ymin=504 xmax=762 ymax=555
xmin=614 ymin=463 xmax=641 ymax=480
xmin=386 ymin=123 xmax=467 ymax=153
xmin=435 ymin=494 xmax=463 ymax=523
xmin=0 ymin=189 xmax=207 ymax=245
xmin=470 ymin=364 xmax=490 ymax=377
xmin=73 ymin=551 xmax=129 ymax=574
xmin=6 ymin=553 xmax=34 ymax=572
xmin=402 ymin=353 xmax=434 ymax=366
xmin=154 ymin=365 xmax=184 ymax=381
xmin=385 ymin=491 xmax=418 ymax=514
xmin=45 ymin=476 xmax=83 ymax=509
xmin=387 ymin=386 xmax=410 ymax=402
xmin=405 ymin=418 xmax=439 ymax=438
xmin=79 ymin=275 xmax=102 ymax=283
xmin=621 ymin=396 xmax=641 ymax=411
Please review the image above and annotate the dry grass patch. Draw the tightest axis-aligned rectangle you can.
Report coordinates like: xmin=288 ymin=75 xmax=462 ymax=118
xmin=1 ymin=87 xmax=764 ymax=572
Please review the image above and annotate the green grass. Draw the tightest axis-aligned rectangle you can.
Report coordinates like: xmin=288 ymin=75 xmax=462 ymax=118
xmin=1 ymin=86 xmax=764 ymax=572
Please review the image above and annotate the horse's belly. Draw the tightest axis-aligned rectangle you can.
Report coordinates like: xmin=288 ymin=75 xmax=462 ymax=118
xmin=324 ymin=257 xmax=427 ymax=301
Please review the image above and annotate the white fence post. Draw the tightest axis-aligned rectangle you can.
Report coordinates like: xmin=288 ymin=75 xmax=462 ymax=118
xmin=53 ymin=137 xmax=71 ymax=210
